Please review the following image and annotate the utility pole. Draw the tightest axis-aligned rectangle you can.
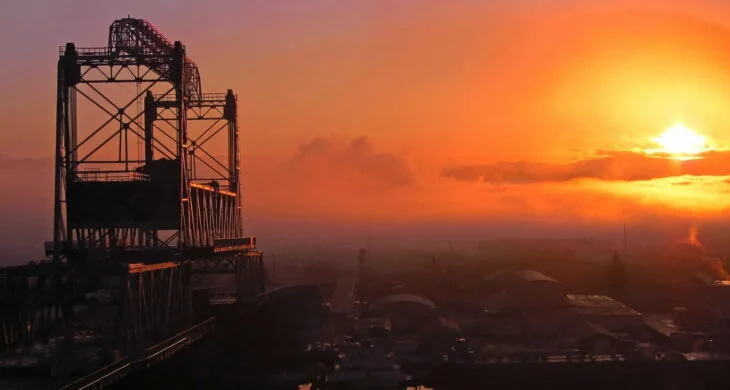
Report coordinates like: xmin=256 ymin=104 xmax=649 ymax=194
xmin=366 ymin=230 xmax=372 ymax=260
xmin=357 ymin=248 xmax=366 ymax=301
xmin=272 ymin=254 xmax=276 ymax=288
xmin=624 ymin=224 xmax=629 ymax=258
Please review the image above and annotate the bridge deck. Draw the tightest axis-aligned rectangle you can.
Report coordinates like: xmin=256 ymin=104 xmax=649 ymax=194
xmin=0 ymin=318 xmax=215 ymax=390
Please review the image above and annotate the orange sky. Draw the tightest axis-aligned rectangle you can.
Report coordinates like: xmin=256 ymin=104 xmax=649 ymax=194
xmin=4 ymin=1 xmax=730 ymax=262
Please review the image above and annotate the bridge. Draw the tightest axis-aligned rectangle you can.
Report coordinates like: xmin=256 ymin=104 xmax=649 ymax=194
xmin=0 ymin=17 xmax=265 ymax=389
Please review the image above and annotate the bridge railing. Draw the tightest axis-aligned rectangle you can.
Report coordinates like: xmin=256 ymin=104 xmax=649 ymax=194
xmin=75 ymin=171 xmax=151 ymax=182
xmin=213 ymin=237 xmax=256 ymax=253
xmin=59 ymin=46 xmax=112 ymax=56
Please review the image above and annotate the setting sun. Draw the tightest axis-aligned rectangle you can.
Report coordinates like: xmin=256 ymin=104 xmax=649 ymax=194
xmin=649 ymin=123 xmax=711 ymax=157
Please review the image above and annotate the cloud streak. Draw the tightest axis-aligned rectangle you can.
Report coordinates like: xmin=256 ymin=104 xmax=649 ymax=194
xmin=5 ymin=137 xmax=730 ymax=262
xmin=242 ymin=137 xmax=730 ymax=231
xmin=442 ymin=150 xmax=730 ymax=184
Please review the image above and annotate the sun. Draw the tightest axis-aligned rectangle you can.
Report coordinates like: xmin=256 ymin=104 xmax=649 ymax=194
xmin=649 ymin=123 xmax=711 ymax=157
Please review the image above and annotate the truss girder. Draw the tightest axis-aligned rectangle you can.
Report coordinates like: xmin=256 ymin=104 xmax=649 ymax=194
xmin=191 ymin=253 xmax=240 ymax=274
xmin=189 ymin=251 xmax=265 ymax=304
xmin=42 ymin=19 xmax=261 ymax=379
xmin=54 ymin=27 xmax=245 ymax=258
xmin=120 ymin=262 xmax=191 ymax=357
xmin=237 ymin=251 xmax=266 ymax=301
xmin=0 ymin=18 xmax=267 ymax=388
xmin=0 ymin=264 xmax=70 ymax=352
xmin=108 ymin=18 xmax=202 ymax=102
xmin=186 ymin=185 xmax=240 ymax=248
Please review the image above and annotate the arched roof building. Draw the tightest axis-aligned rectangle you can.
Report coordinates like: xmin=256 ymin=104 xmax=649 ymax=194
xmin=368 ymin=294 xmax=437 ymax=333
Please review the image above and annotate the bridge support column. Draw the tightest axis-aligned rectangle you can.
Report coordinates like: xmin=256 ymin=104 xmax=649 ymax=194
xmin=236 ymin=251 xmax=264 ymax=304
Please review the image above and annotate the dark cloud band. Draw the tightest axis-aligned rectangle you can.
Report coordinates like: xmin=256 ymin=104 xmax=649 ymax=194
xmin=443 ymin=150 xmax=730 ymax=183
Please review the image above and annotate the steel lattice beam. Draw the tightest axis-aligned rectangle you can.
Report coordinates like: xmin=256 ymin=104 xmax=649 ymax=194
xmin=108 ymin=18 xmax=202 ymax=102
xmin=39 ymin=16 xmax=264 ymax=382
xmin=0 ymin=263 xmax=69 ymax=352
xmin=52 ymin=18 xmax=251 ymax=260
xmin=120 ymin=261 xmax=191 ymax=357
xmin=0 ymin=17 xmax=265 ymax=389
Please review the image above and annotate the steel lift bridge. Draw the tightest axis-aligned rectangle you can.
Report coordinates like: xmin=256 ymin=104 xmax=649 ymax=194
xmin=0 ymin=18 xmax=264 ymax=389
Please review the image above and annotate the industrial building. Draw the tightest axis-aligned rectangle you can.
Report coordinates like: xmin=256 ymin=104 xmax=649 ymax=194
xmin=672 ymin=272 xmax=730 ymax=348
xmin=566 ymin=294 xmax=644 ymax=333
xmin=368 ymin=294 xmax=438 ymax=333
xmin=487 ymin=270 xmax=577 ymax=337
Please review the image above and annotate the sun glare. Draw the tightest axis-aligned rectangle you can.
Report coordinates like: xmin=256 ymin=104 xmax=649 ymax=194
xmin=649 ymin=123 xmax=710 ymax=157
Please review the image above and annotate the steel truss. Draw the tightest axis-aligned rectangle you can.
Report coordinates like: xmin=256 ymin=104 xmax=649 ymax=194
xmin=0 ymin=263 xmax=70 ymax=352
xmin=0 ymin=17 xmax=268 ymax=386
xmin=53 ymin=17 xmax=252 ymax=262
xmin=0 ymin=261 xmax=194 ymax=368
xmin=119 ymin=262 xmax=191 ymax=357
xmin=108 ymin=18 xmax=202 ymax=102
xmin=190 ymin=251 xmax=264 ymax=305
xmin=237 ymin=251 xmax=265 ymax=302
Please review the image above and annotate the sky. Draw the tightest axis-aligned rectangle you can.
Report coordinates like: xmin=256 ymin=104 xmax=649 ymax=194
xmin=4 ymin=1 xmax=730 ymax=263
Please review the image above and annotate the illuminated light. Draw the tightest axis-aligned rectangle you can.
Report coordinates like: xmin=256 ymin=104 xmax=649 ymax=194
xmin=647 ymin=123 xmax=711 ymax=157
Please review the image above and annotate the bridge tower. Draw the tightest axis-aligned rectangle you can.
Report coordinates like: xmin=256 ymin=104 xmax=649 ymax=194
xmin=45 ymin=17 xmax=263 ymax=367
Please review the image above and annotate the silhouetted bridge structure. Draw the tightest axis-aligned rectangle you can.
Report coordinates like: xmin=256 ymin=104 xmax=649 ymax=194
xmin=0 ymin=17 xmax=264 ymax=389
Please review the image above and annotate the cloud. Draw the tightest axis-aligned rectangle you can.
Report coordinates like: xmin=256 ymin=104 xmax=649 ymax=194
xmin=442 ymin=150 xmax=730 ymax=184
xmin=6 ymin=137 xmax=730 ymax=261
xmin=282 ymin=136 xmax=414 ymax=190
xmin=241 ymin=137 xmax=730 ymax=233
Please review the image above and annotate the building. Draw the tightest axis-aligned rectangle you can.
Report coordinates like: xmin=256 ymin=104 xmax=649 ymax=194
xmin=368 ymin=294 xmax=437 ymax=333
xmin=487 ymin=270 xmax=575 ymax=337
xmin=675 ymin=273 xmax=730 ymax=347
xmin=490 ymin=270 xmax=568 ymax=309
xmin=566 ymin=294 xmax=644 ymax=333
xmin=678 ymin=273 xmax=730 ymax=314
xmin=558 ymin=320 xmax=627 ymax=355
xmin=476 ymin=292 xmax=526 ymax=338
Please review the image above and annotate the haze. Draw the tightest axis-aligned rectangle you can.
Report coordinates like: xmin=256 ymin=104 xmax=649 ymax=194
xmin=4 ymin=0 xmax=730 ymax=263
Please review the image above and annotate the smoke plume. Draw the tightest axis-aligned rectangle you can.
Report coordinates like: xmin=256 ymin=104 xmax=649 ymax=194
xmin=686 ymin=224 xmax=704 ymax=249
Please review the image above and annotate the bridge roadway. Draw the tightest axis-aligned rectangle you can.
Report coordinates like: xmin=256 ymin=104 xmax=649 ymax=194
xmin=0 ymin=253 xmax=262 ymax=389
xmin=0 ymin=317 xmax=215 ymax=390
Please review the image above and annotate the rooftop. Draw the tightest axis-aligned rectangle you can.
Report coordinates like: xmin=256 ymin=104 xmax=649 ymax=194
xmin=680 ymin=352 xmax=730 ymax=361
xmin=694 ymin=273 xmax=730 ymax=287
xmin=566 ymin=294 xmax=642 ymax=317
xmin=643 ymin=315 xmax=680 ymax=338
xmin=490 ymin=270 xmax=559 ymax=284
